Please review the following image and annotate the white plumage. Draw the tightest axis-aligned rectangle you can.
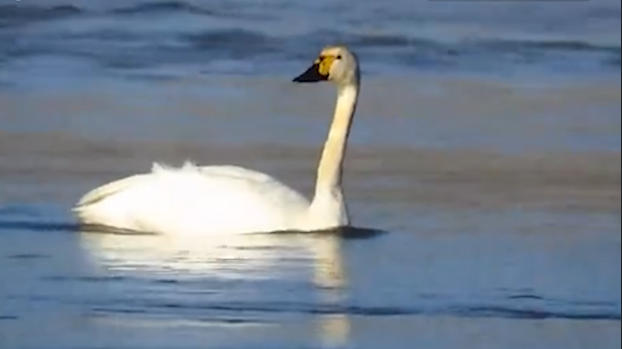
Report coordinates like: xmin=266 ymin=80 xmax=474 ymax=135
xmin=74 ymin=162 xmax=314 ymax=235
xmin=73 ymin=45 xmax=361 ymax=236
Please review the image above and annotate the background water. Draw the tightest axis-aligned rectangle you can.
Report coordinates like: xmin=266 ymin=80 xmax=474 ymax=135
xmin=0 ymin=0 xmax=620 ymax=348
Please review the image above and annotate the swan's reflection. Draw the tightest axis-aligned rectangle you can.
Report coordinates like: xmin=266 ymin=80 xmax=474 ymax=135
xmin=79 ymin=229 xmax=312 ymax=279
xmin=78 ymin=228 xmax=352 ymax=346
xmin=311 ymin=233 xmax=351 ymax=348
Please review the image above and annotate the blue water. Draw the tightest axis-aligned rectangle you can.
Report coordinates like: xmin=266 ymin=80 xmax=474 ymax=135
xmin=0 ymin=0 xmax=619 ymax=84
xmin=0 ymin=1 xmax=621 ymax=348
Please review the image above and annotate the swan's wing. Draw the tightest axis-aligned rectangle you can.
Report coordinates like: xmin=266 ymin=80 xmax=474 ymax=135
xmin=197 ymin=165 xmax=276 ymax=183
xmin=74 ymin=173 xmax=152 ymax=209
xmin=75 ymin=162 xmax=183 ymax=210
xmin=73 ymin=162 xmax=310 ymax=235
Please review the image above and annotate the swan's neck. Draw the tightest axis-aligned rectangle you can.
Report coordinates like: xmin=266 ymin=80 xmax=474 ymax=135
xmin=309 ymin=82 xmax=359 ymax=226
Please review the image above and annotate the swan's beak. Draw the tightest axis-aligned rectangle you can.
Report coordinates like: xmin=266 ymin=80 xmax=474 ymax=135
xmin=293 ymin=61 xmax=328 ymax=83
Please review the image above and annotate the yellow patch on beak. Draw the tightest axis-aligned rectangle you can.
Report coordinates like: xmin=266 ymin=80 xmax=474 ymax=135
xmin=317 ymin=55 xmax=335 ymax=77
xmin=292 ymin=54 xmax=335 ymax=83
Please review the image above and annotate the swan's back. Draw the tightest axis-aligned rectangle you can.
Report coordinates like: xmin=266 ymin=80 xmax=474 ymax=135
xmin=74 ymin=162 xmax=310 ymax=235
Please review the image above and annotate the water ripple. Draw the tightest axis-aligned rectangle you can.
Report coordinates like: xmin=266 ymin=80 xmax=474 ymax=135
xmin=0 ymin=315 xmax=18 ymax=321
xmin=110 ymin=1 xmax=215 ymax=16
xmin=6 ymin=253 xmax=49 ymax=260
xmin=0 ymin=4 xmax=82 ymax=28
xmin=0 ymin=220 xmax=78 ymax=234
xmin=92 ymin=300 xmax=621 ymax=321
xmin=0 ymin=2 xmax=618 ymax=77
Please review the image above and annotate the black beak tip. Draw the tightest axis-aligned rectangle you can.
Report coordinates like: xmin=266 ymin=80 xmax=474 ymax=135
xmin=292 ymin=75 xmax=315 ymax=83
xmin=292 ymin=64 xmax=325 ymax=83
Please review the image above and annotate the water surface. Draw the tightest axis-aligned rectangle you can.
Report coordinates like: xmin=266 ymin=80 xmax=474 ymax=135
xmin=0 ymin=1 xmax=620 ymax=348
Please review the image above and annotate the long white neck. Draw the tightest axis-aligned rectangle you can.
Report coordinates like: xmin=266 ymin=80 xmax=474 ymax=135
xmin=308 ymin=82 xmax=359 ymax=227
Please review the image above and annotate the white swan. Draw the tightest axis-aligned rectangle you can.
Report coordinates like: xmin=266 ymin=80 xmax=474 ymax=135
xmin=73 ymin=44 xmax=361 ymax=236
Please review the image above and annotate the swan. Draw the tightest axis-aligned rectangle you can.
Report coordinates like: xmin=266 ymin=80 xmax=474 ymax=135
xmin=73 ymin=44 xmax=361 ymax=236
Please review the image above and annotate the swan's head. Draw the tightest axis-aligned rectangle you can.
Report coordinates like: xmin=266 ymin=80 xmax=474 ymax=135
xmin=293 ymin=45 xmax=360 ymax=87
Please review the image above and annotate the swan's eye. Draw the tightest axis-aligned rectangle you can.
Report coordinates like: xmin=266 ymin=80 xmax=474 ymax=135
xmin=336 ymin=55 xmax=342 ymax=60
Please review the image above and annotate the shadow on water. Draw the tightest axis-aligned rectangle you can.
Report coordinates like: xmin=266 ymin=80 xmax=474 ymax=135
xmin=268 ymin=226 xmax=389 ymax=240
xmin=76 ymin=224 xmax=390 ymax=240
xmin=0 ymin=216 xmax=388 ymax=239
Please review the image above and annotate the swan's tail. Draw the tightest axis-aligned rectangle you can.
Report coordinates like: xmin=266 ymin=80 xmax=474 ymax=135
xmin=74 ymin=174 xmax=148 ymax=210
xmin=73 ymin=161 xmax=199 ymax=224
xmin=74 ymin=161 xmax=192 ymax=210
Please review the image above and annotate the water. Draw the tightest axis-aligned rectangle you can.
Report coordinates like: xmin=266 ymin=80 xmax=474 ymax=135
xmin=0 ymin=0 xmax=620 ymax=348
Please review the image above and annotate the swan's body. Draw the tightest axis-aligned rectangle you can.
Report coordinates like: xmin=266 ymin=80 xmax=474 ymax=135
xmin=74 ymin=45 xmax=360 ymax=235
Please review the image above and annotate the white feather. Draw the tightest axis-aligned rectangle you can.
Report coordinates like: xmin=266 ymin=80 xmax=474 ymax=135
xmin=74 ymin=163 xmax=311 ymax=235
xmin=73 ymin=45 xmax=360 ymax=236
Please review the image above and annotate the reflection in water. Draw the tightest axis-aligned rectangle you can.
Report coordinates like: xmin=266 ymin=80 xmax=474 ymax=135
xmin=79 ymin=230 xmax=309 ymax=279
xmin=78 ymin=228 xmax=352 ymax=346
xmin=312 ymin=234 xmax=351 ymax=348
xmin=312 ymin=233 xmax=347 ymax=289
xmin=319 ymin=312 xmax=351 ymax=349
